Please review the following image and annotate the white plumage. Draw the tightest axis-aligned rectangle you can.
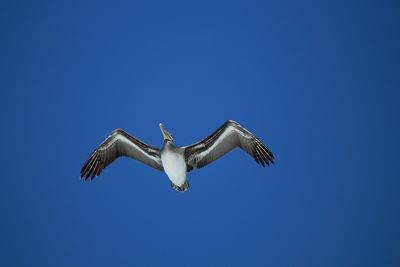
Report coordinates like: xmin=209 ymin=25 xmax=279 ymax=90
xmin=161 ymin=149 xmax=187 ymax=187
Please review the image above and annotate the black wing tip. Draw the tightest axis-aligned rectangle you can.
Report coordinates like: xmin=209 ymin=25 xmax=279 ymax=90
xmin=80 ymin=151 xmax=102 ymax=181
xmin=253 ymin=140 xmax=275 ymax=168
xmin=267 ymin=149 xmax=275 ymax=161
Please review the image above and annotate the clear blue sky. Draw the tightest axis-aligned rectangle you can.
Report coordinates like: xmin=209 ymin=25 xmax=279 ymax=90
xmin=1 ymin=1 xmax=399 ymax=266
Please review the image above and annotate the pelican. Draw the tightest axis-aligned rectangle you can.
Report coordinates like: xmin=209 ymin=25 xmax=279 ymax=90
xmin=80 ymin=120 xmax=274 ymax=192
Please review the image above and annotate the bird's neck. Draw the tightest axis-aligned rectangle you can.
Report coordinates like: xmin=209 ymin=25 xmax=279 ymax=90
xmin=164 ymin=141 xmax=174 ymax=149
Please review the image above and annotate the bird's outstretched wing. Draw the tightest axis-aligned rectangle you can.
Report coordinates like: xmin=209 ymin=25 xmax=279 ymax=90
xmin=80 ymin=129 xmax=163 ymax=180
xmin=184 ymin=120 xmax=274 ymax=171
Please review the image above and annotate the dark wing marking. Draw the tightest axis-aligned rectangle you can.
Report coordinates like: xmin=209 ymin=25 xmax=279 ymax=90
xmin=184 ymin=120 xmax=274 ymax=171
xmin=80 ymin=129 xmax=163 ymax=180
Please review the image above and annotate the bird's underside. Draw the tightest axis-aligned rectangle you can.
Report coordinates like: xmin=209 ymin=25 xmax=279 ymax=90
xmin=80 ymin=120 xmax=274 ymax=192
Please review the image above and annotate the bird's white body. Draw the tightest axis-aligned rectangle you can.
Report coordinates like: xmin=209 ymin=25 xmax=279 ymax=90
xmin=161 ymin=148 xmax=187 ymax=187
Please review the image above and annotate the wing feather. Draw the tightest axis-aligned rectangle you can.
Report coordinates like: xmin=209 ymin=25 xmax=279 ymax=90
xmin=80 ymin=129 xmax=163 ymax=180
xmin=184 ymin=120 xmax=274 ymax=170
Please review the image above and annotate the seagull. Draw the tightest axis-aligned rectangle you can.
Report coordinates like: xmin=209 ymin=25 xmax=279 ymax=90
xmin=80 ymin=120 xmax=274 ymax=192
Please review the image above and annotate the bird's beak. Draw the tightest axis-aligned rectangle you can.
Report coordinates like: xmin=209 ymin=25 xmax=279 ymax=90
xmin=159 ymin=123 xmax=173 ymax=142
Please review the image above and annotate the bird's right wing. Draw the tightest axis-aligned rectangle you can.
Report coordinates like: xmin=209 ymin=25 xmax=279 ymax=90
xmin=80 ymin=129 xmax=163 ymax=180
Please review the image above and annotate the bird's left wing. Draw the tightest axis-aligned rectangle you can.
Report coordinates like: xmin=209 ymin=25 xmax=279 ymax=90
xmin=184 ymin=120 xmax=274 ymax=171
xmin=80 ymin=129 xmax=163 ymax=180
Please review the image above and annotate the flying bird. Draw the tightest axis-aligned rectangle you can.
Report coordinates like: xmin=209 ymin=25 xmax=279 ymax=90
xmin=80 ymin=120 xmax=274 ymax=192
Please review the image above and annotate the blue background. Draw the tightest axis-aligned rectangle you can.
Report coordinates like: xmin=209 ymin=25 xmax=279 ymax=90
xmin=1 ymin=1 xmax=399 ymax=266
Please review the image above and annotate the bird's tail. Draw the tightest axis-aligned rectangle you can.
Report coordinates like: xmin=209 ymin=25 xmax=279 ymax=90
xmin=171 ymin=180 xmax=190 ymax=192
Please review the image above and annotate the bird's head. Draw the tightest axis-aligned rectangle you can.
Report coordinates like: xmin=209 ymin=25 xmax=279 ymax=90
xmin=159 ymin=123 xmax=173 ymax=143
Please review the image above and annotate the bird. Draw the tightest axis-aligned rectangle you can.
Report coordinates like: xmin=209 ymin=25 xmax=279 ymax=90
xmin=80 ymin=120 xmax=275 ymax=192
